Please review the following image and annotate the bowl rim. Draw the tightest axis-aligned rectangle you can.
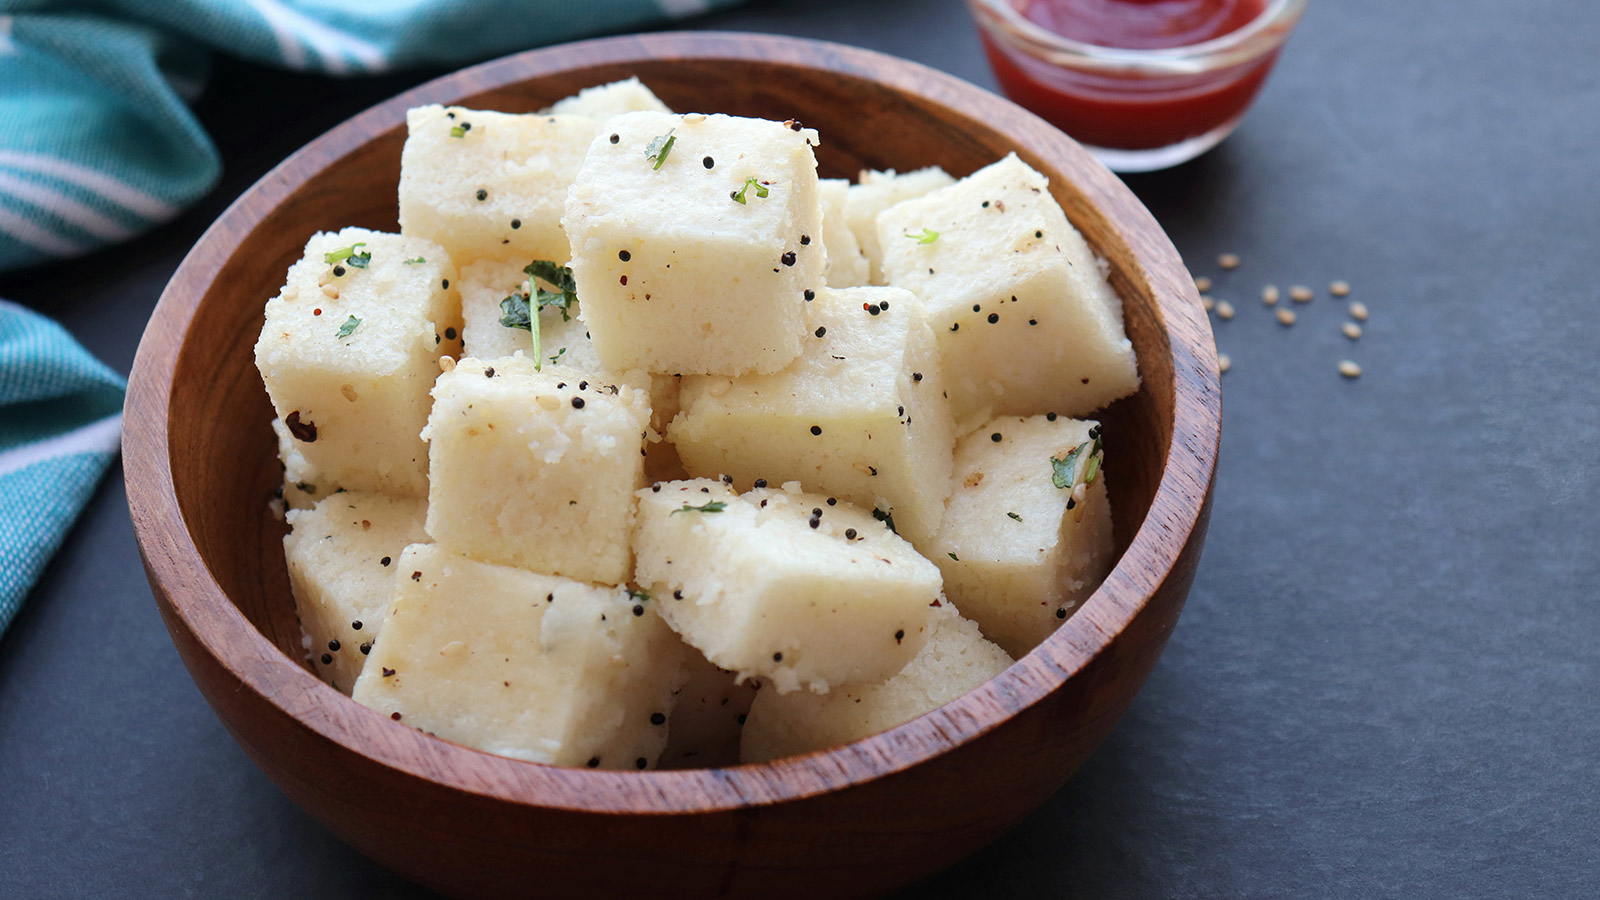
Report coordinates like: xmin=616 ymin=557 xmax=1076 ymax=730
xmin=125 ymin=30 xmax=1219 ymax=815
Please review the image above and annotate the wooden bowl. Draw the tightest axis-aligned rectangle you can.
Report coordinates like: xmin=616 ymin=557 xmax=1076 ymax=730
xmin=125 ymin=32 xmax=1218 ymax=900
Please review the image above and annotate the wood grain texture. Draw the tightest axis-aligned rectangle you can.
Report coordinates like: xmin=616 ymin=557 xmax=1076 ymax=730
xmin=123 ymin=32 xmax=1219 ymax=900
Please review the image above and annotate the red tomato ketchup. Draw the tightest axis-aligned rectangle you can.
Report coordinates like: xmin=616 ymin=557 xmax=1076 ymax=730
xmin=969 ymin=0 xmax=1304 ymax=169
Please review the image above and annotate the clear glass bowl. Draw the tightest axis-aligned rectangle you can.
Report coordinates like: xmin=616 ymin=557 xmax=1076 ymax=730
xmin=967 ymin=0 xmax=1308 ymax=172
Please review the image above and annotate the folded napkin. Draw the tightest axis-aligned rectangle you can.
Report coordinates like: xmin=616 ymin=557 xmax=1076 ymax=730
xmin=0 ymin=300 xmax=124 ymax=636
xmin=0 ymin=0 xmax=740 ymax=272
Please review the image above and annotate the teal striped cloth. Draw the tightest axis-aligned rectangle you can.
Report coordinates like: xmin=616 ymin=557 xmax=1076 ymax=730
xmin=0 ymin=0 xmax=744 ymax=633
xmin=1 ymin=300 xmax=124 ymax=634
xmin=0 ymin=0 xmax=741 ymax=270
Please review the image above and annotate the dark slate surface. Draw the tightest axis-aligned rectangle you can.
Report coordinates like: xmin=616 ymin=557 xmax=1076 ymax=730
xmin=2 ymin=0 xmax=1596 ymax=896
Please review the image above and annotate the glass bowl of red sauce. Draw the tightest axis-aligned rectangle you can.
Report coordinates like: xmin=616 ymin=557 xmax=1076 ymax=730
xmin=969 ymin=0 xmax=1307 ymax=171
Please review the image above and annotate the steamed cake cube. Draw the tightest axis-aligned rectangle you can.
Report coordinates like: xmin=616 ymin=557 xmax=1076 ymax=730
xmin=545 ymin=77 xmax=671 ymax=118
xmin=845 ymin=166 xmax=955 ymax=284
xmin=740 ymin=599 xmax=1010 ymax=762
xmin=877 ymin=153 xmax=1139 ymax=426
xmin=255 ymin=228 xmax=459 ymax=498
xmin=633 ymin=479 xmax=940 ymax=694
xmin=930 ymin=414 xmax=1115 ymax=657
xmin=820 ymin=178 xmax=869 ymax=287
xmin=424 ymin=355 xmax=649 ymax=585
xmin=283 ymin=491 xmax=429 ymax=693
xmin=399 ymin=105 xmax=599 ymax=267
xmin=351 ymin=544 xmax=687 ymax=769
xmin=457 ymin=258 xmax=606 ymax=371
xmin=658 ymin=645 xmax=758 ymax=768
xmin=669 ymin=285 xmax=954 ymax=545
xmin=563 ymin=111 xmax=825 ymax=376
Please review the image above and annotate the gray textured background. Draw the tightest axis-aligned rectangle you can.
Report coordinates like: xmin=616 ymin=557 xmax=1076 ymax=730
xmin=2 ymin=0 xmax=1597 ymax=896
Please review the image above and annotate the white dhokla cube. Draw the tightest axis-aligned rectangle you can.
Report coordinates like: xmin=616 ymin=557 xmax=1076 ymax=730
xmin=659 ymin=646 xmax=759 ymax=769
xmin=845 ymin=166 xmax=955 ymax=284
xmin=563 ymin=111 xmax=825 ymax=376
xmin=255 ymin=228 xmax=460 ymax=498
xmin=351 ymin=544 xmax=686 ymax=769
xmin=545 ymin=77 xmax=671 ymax=118
xmin=877 ymin=154 xmax=1139 ymax=425
xmin=669 ymin=286 xmax=955 ymax=545
xmin=740 ymin=599 xmax=1011 ymax=762
xmin=284 ymin=491 xmax=429 ymax=693
xmin=424 ymin=355 xmax=649 ymax=585
xmin=399 ymin=105 xmax=599 ymax=267
xmin=633 ymin=479 xmax=940 ymax=694
xmin=930 ymin=414 xmax=1115 ymax=657
xmin=820 ymin=178 xmax=869 ymax=287
xmin=457 ymin=259 xmax=605 ymax=371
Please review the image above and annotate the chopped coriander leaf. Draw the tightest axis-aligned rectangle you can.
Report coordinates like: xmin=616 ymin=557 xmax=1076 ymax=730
xmin=671 ymin=500 xmax=727 ymax=515
xmin=295 ymin=482 xmax=317 ymax=494
xmin=731 ymin=176 xmax=770 ymax=204
xmin=872 ymin=507 xmax=897 ymax=534
xmin=627 ymin=588 xmax=651 ymax=603
xmin=948 ymin=552 xmax=959 ymax=561
xmin=524 ymin=259 xmax=578 ymax=321
xmin=1050 ymin=434 xmax=1105 ymax=491
xmin=335 ymin=315 xmax=361 ymax=339
xmin=644 ymin=129 xmax=676 ymax=170
xmin=450 ymin=125 xmax=466 ymax=138
xmin=1007 ymin=511 xmax=1022 ymax=522
xmin=498 ymin=293 xmax=532 ymax=331
xmin=549 ymin=346 xmax=567 ymax=365
xmin=403 ymin=256 xmax=426 ymax=264
xmin=322 ymin=242 xmax=370 ymax=267
xmin=905 ymin=228 xmax=939 ymax=245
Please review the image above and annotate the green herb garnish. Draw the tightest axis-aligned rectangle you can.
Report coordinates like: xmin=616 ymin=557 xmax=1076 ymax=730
xmin=948 ymin=552 xmax=959 ymax=561
xmin=336 ymin=315 xmax=361 ymax=339
xmin=1007 ymin=511 xmax=1022 ymax=522
xmin=906 ymin=228 xmax=939 ymax=245
xmin=295 ymin=482 xmax=317 ymax=494
xmin=627 ymin=588 xmax=651 ymax=603
xmin=873 ymin=507 xmax=897 ymax=534
xmin=731 ymin=176 xmax=769 ymax=204
xmin=1050 ymin=432 xmax=1105 ymax=492
xmin=672 ymin=500 xmax=727 ymax=515
xmin=549 ymin=346 xmax=566 ymax=365
xmin=450 ymin=125 xmax=466 ymax=138
xmin=498 ymin=260 xmax=578 ymax=371
xmin=403 ymin=256 xmax=426 ymax=265
xmin=645 ymin=129 xmax=676 ymax=170
xmin=323 ymin=242 xmax=370 ymax=268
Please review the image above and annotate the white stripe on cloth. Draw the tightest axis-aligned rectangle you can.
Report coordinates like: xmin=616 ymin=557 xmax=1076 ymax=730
xmin=0 ymin=151 xmax=178 ymax=221
xmin=658 ymin=0 xmax=712 ymax=16
xmin=0 ymin=172 xmax=140 ymax=241
xmin=243 ymin=0 xmax=389 ymax=74
xmin=0 ymin=414 xmax=123 ymax=480
xmin=0 ymin=15 xmax=14 ymax=57
xmin=0 ymin=202 xmax=87 ymax=257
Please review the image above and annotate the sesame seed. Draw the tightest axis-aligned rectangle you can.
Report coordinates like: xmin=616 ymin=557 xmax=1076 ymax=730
xmin=1219 ymin=353 xmax=1232 ymax=373
xmin=1339 ymin=360 xmax=1362 ymax=378
xmin=1261 ymin=285 xmax=1280 ymax=305
xmin=475 ymin=189 xmax=487 ymax=201
xmin=1276 ymin=308 xmax=1297 ymax=326
xmin=1216 ymin=301 xmax=1235 ymax=320
xmin=320 ymin=283 xmax=338 ymax=299
xmin=1330 ymin=280 xmax=1351 ymax=296
xmin=1342 ymin=322 xmax=1363 ymax=340
xmin=1350 ymin=301 xmax=1369 ymax=321
xmin=1201 ymin=295 xmax=1214 ymax=311
xmin=1194 ymin=276 xmax=1212 ymax=292
xmin=1290 ymin=285 xmax=1314 ymax=303
xmin=1218 ymin=253 xmax=1240 ymax=269
xmin=810 ymin=425 xmax=822 ymax=435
